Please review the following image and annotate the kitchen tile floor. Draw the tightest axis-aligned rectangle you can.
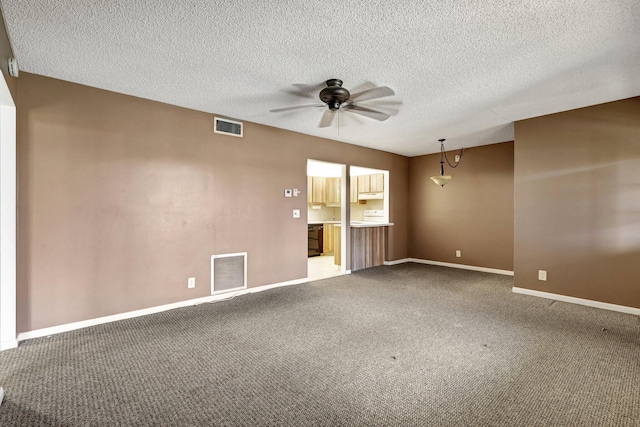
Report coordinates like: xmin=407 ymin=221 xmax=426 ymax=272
xmin=308 ymin=254 xmax=342 ymax=281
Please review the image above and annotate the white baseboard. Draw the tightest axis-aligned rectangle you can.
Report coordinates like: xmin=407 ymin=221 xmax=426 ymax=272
xmin=17 ymin=277 xmax=310 ymax=342
xmin=389 ymin=258 xmax=514 ymax=276
xmin=512 ymin=287 xmax=640 ymax=316
xmin=0 ymin=339 xmax=18 ymax=351
xmin=384 ymin=258 xmax=412 ymax=266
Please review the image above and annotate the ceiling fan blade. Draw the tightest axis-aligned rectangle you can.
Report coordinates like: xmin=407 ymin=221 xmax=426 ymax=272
xmin=283 ymin=82 xmax=327 ymax=98
xmin=358 ymin=99 xmax=403 ymax=107
xmin=349 ymin=103 xmax=399 ymax=116
xmin=269 ymin=104 xmax=324 ymax=113
xmin=344 ymin=104 xmax=392 ymax=122
xmin=318 ymin=109 xmax=336 ymax=128
xmin=350 ymin=86 xmax=395 ymax=102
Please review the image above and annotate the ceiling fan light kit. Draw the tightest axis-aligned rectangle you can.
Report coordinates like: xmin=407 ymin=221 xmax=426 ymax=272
xmin=270 ymin=78 xmax=399 ymax=128
xmin=430 ymin=139 xmax=464 ymax=187
xmin=319 ymin=79 xmax=350 ymax=110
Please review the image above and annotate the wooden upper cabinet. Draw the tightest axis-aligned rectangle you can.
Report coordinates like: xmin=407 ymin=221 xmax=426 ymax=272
xmin=308 ymin=176 xmax=326 ymax=204
xmin=357 ymin=173 xmax=384 ymax=194
xmin=350 ymin=176 xmax=359 ymax=203
xmin=357 ymin=175 xmax=370 ymax=193
xmin=325 ymin=177 xmax=341 ymax=204
xmin=370 ymin=173 xmax=384 ymax=192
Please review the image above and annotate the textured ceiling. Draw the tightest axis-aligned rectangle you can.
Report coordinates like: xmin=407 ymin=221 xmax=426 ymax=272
xmin=1 ymin=1 xmax=639 ymax=156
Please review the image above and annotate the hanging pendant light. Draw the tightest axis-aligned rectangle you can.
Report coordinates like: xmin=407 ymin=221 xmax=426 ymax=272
xmin=429 ymin=139 xmax=464 ymax=187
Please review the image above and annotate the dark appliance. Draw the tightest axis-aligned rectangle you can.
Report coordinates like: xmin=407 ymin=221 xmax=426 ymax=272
xmin=308 ymin=224 xmax=323 ymax=257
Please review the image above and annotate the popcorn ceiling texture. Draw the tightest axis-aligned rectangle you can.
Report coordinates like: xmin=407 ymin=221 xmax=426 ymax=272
xmin=1 ymin=0 xmax=639 ymax=156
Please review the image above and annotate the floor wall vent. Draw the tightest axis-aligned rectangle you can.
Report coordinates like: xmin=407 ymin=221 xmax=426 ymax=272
xmin=214 ymin=117 xmax=243 ymax=137
xmin=211 ymin=252 xmax=247 ymax=294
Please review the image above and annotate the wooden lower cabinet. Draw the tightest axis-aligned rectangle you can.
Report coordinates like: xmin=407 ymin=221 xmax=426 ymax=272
xmin=323 ymin=224 xmax=335 ymax=254
xmin=351 ymin=226 xmax=386 ymax=271
xmin=334 ymin=225 xmax=342 ymax=265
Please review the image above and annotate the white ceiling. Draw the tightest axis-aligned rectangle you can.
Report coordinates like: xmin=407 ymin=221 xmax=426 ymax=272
xmin=2 ymin=1 xmax=639 ymax=156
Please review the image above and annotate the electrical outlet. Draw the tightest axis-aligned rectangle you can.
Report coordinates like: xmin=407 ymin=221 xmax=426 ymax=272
xmin=456 ymin=250 xmax=461 ymax=257
xmin=455 ymin=154 xmax=460 ymax=162
xmin=538 ymin=270 xmax=547 ymax=281
xmin=188 ymin=277 xmax=196 ymax=288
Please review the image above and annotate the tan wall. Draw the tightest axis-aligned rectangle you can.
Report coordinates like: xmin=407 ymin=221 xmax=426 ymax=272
xmin=514 ymin=97 xmax=640 ymax=308
xmin=16 ymin=72 xmax=410 ymax=332
xmin=409 ymin=142 xmax=514 ymax=271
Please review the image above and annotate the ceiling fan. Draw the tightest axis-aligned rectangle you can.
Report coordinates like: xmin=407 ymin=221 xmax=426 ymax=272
xmin=269 ymin=79 xmax=400 ymax=128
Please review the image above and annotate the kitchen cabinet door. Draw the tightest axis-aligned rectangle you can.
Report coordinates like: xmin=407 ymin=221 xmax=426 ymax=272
xmin=325 ymin=178 xmax=341 ymax=205
xmin=350 ymin=176 xmax=359 ymax=203
xmin=308 ymin=176 xmax=326 ymax=204
xmin=323 ymin=224 xmax=334 ymax=253
xmin=357 ymin=175 xmax=370 ymax=193
xmin=370 ymin=173 xmax=384 ymax=192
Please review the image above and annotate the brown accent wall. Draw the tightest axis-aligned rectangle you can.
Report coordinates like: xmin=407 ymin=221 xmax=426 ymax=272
xmin=514 ymin=97 xmax=640 ymax=308
xmin=409 ymin=142 xmax=514 ymax=271
xmin=16 ymin=73 xmax=409 ymax=332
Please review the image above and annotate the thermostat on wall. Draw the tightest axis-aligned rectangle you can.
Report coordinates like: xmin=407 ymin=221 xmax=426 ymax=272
xmin=8 ymin=58 xmax=18 ymax=77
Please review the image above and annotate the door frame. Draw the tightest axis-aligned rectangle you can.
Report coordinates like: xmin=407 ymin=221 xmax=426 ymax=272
xmin=0 ymin=74 xmax=17 ymax=351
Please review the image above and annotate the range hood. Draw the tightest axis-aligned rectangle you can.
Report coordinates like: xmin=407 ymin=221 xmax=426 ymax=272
xmin=358 ymin=192 xmax=383 ymax=200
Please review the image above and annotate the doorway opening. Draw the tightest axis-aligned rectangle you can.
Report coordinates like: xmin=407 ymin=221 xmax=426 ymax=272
xmin=307 ymin=159 xmax=347 ymax=281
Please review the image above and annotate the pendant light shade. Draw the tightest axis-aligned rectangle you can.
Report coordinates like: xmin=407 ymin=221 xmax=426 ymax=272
xmin=430 ymin=174 xmax=453 ymax=187
xmin=429 ymin=138 xmax=464 ymax=187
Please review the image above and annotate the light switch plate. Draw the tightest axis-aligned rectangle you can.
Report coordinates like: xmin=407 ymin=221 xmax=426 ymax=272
xmin=538 ymin=270 xmax=547 ymax=281
xmin=293 ymin=209 xmax=300 ymax=218
xmin=284 ymin=189 xmax=292 ymax=197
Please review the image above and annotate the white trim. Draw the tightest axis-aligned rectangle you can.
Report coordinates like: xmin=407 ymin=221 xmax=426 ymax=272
xmin=247 ymin=277 xmax=308 ymax=293
xmin=17 ymin=277 xmax=310 ymax=342
xmin=384 ymin=258 xmax=412 ymax=266
xmin=0 ymin=74 xmax=17 ymax=352
xmin=1 ymin=339 xmax=18 ymax=351
xmin=386 ymin=258 xmax=514 ymax=276
xmin=512 ymin=287 xmax=640 ymax=316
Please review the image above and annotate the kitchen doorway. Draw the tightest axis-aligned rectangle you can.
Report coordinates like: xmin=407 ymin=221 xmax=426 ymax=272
xmin=307 ymin=159 xmax=347 ymax=281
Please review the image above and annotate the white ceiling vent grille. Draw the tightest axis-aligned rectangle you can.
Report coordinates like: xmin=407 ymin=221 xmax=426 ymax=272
xmin=211 ymin=252 xmax=247 ymax=294
xmin=214 ymin=117 xmax=243 ymax=137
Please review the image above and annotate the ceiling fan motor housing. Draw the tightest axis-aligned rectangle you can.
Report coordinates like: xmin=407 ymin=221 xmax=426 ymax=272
xmin=319 ymin=79 xmax=350 ymax=110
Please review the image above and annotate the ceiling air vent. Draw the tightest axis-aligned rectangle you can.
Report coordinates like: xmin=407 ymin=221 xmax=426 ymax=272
xmin=214 ymin=117 xmax=243 ymax=137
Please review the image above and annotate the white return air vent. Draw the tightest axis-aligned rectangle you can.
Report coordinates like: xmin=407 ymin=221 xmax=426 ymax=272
xmin=214 ymin=117 xmax=243 ymax=137
xmin=211 ymin=252 xmax=247 ymax=294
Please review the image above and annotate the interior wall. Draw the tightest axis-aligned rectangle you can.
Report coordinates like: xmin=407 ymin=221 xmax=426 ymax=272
xmin=409 ymin=142 xmax=514 ymax=271
xmin=514 ymin=97 xmax=640 ymax=308
xmin=16 ymin=72 xmax=410 ymax=332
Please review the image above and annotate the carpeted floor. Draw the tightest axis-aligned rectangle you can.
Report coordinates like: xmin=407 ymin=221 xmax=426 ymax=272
xmin=1 ymin=263 xmax=639 ymax=426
